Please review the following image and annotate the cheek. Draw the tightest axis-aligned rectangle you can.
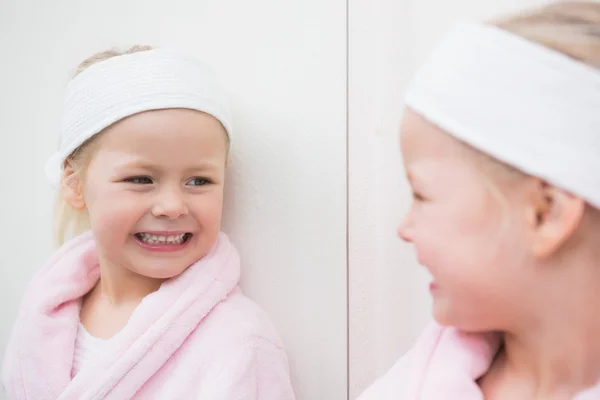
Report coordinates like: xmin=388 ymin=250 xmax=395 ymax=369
xmin=411 ymin=198 xmax=504 ymax=268
xmin=192 ymin=190 xmax=225 ymax=229
xmin=83 ymin=185 xmax=143 ymax=236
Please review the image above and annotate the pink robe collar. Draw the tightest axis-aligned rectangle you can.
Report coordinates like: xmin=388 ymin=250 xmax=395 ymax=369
xmin=2 ymin=231 xmax=240 ymax=400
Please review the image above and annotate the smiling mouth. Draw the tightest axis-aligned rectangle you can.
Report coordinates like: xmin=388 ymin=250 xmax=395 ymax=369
xmin=135 ymin=232 xmax=193 ymax=245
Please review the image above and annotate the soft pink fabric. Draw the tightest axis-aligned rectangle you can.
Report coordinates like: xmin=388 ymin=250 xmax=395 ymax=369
xmin=2 ymin=231 xmax=295 ymax=400
xmin=358 ymin=321 xmax=600 ymax=399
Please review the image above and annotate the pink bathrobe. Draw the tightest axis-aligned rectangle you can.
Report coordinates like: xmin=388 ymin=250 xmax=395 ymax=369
xmin=358 ymin=321 xmax=600 ymax=399
xmin=2 ymin=231 xmax=295 ymax=400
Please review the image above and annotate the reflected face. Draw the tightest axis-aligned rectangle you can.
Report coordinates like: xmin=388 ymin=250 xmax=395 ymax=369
xmin=396 ymin=108 xmax=530 ymax=330
xmin=81 ymin=108 xmax=229 ymax=279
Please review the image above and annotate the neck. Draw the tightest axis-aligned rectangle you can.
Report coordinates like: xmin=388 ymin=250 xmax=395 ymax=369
xmin=501 ymin=257 xmax=600 ymax=397
xmin=94 ymin=257 xmax=165 ymax=305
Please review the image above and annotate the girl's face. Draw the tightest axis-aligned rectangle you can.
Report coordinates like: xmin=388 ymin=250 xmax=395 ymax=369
xmin=79 ymin=108 xmax=228 ymax=280
xmin=397 ymin=109 xmax=535 ymax=331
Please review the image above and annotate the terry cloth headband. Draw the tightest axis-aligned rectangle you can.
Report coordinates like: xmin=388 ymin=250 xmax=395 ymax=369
xmin=45 ymin=48 xmax=233 ymax=187
xmin=404 ymin=21 xmax=600 ymax=208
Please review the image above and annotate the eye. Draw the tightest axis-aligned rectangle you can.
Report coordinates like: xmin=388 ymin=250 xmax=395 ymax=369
xmin=187 ymin=177 xmax=210 ymax=186
xmin=125 ymin=176 xmax=153 ymax=184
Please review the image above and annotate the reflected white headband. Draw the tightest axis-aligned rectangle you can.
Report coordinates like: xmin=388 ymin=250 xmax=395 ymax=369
xmin=405 ymin=21 xmax=600 ymax=208
xmin=45 ymin=48 xmax=232 ymax=187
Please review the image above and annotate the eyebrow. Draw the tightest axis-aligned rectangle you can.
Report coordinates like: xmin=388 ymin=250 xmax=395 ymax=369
xmin=185 ymin=163 xmax=220 ymax=173
xmin=114 ymin=159 xmax=220 ymax=173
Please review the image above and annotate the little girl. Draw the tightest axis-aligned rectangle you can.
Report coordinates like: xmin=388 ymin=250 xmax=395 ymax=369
xmin=2 ymin=46 xmax=295 ymax=399
xmin=359 ymin=2 xmax=600 ymax=399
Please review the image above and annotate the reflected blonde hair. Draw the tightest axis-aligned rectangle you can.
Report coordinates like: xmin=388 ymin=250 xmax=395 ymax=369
xmin=492 ymin=1 xmax=600 ymax=68
xmin=458 ymin=1 xmax=600 ymax=200
xmin=53 ymin=45 xmax=153 ymax=247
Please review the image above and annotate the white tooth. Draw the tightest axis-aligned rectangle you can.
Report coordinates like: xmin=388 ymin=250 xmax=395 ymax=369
xmin=138 ymin=232 xmax=187 ymax=245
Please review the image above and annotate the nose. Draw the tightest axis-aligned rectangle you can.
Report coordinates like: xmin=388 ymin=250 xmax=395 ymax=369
xmin=396 ymin=215 xmax=413 ymax=243
xmin=152 ymin=187 xmax=188 ymax=219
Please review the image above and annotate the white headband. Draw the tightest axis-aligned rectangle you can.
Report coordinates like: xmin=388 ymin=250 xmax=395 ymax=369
xmin=405 ymin=21 xmax=600 ymax=208
xmin=45 ymin=48 xmax=232 ymax=187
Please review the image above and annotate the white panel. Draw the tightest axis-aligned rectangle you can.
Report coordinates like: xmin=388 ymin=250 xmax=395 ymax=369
xmin=0 ymin=1 xmax=347 ymax=399
xmin=348 ymin=0 xmax=557 ymax=398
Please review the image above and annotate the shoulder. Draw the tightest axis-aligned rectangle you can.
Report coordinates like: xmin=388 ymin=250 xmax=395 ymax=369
xmin=356 ymin=349 xmax=414 ymax=400
xmin=357 ymin=321 xmax=447 ymax=400
xmin=188 ymin=288 xmax=295 ymax=398
xmin=194 ymin=286 xmax=286 ymax=350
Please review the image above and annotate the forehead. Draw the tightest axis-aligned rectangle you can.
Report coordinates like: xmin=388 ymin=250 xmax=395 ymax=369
xmin=400 ymin=108 xmax=465 ymax=164
xmin=94 ymin=108 xmax=228 ymax=164
xmin=400 ymin=108 xmax=485 ymax=186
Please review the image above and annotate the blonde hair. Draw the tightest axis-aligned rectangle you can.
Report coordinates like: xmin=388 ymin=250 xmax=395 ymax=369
xmin=457 ymin=1 xmax=600 ymax=199
xmin=53 ymin=45 xmax=153 ymax=247
xmin=492 ymin=1 xmax=600 ymax=68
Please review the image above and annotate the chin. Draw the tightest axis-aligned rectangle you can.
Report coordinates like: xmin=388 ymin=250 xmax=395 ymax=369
xmin=132 ymin=263 xmax=193 ymax=280
xmin=431 ymin=300 xmax=456 ymax=327
xmin=157 ymin=267 xmax=191 ymax=280
xmin=432 ymin=313 xmax=452 ymax=327
xmin=433 ymin=307 xmax=491 ymax=333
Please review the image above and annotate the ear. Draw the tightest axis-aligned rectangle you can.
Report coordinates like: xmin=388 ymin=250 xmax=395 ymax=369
xmin=527 ymin=179 xmax=585 ymax=259
xmin=60 ymin=159 xmax=86 ymax=211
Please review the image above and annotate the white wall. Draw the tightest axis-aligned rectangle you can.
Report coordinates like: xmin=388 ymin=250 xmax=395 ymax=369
xmin=348 ymin=0 xmax=555 ymax=398
xmin=0 ymin=1 xmax=347 ymax=399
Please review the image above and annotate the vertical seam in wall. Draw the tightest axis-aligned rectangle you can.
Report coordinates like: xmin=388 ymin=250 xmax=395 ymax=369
xmin=345 ymin=0 xmax=350 ymax=397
